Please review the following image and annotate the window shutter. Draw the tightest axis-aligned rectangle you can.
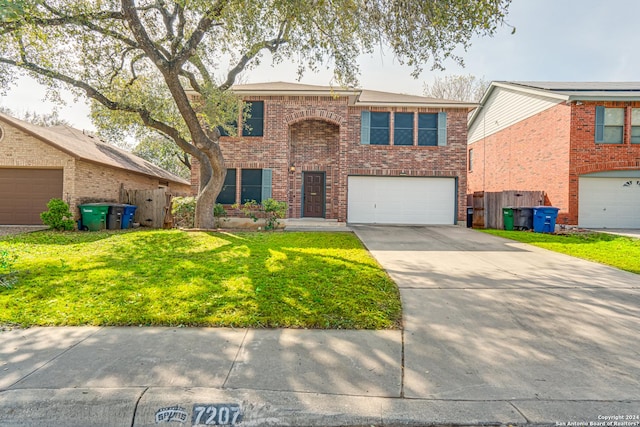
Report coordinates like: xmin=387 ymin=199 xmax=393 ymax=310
xmin=360 ymin=111 xmax=371 ymax=145
xmin=595 ymin=106 xmax=605 ymax=142
xmin=261 ymin=169 xmax=272 ymax=201
xmin=437 ymin=112 xmax=447 ymax=146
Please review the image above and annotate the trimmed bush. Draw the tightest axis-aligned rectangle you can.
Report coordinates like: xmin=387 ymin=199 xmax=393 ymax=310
xmin=40 ymin=198 xmax=75 ymax=231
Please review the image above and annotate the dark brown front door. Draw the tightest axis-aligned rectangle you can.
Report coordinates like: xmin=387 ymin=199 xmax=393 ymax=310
xmin=303 ymin=172 xmax=324 ymax=218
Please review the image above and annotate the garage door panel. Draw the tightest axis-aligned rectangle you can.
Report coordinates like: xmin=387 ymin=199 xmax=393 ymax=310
xmin=0 ymin=168 xmax=64 ymax=225
xmin=348 ymin=176 xmax=455 ymax=225
xmin=579 ymin=177 xmax=640 ymax=228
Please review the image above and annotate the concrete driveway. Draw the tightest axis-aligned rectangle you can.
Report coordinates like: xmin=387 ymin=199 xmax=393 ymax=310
xmin=353 ymin=225 xmax=640 ymax=420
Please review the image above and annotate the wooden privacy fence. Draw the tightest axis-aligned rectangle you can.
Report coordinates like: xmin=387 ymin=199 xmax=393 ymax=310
xmin=472 ymin=190 xmax=546 ymax=229
xmin=120 ymin=187 xmax=174 ymax=229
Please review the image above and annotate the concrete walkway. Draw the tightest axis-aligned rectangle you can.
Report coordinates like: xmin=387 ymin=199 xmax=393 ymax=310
xmin=1 ymin=225 xmax=639 ymax=426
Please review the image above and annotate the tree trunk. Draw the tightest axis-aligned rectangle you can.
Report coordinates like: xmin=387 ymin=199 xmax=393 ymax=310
xmin=193 ymin=137 xmax=226 ymax=229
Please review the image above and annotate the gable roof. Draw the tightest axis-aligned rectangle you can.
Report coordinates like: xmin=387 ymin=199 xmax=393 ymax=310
xmin=232 ymin=81 xmax=477 ymax=109
xmin=468 ymin=81 xmax=640 ymax=130
xmin=0 ymin=112 xmax=189 ymax=185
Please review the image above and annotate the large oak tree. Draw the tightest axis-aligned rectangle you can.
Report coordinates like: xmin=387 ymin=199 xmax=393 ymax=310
xmin=0 ymin=0 xmax=511 ymax=228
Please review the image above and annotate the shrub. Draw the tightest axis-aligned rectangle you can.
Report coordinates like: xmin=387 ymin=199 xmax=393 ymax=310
xmin=213 ymin=203 xmax=228 ymax=228
xmin=234 ymin=198 xmax=288 ymax=230
xmin=171 ymin=196 xmax=196 ymax=228
xmin=40 ymin=198 xmax=75 ymax=231
xmin=0 ymin=249 xmax=18 ymax=288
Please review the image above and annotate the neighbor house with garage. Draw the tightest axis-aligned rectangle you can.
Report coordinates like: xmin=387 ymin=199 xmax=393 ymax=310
xmin=191 ymin=82 xmax=476 ymax=225
xmin=467 ymin=81 xmax=640 ymax=229
xmin=0 ymin=112 xmax=191 ymax=225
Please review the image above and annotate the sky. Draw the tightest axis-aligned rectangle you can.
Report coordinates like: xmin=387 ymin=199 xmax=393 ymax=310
xmin=1 ymin=0 xmax=639 ymax=131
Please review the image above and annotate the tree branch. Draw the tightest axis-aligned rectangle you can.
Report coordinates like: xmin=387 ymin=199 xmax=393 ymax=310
xmin=172 ymin=2 xmax=224 ymax=68
xmin=0 ymin=55 xmax=200 ymax=159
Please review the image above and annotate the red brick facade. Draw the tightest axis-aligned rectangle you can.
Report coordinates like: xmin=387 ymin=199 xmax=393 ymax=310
xmin=468 ymin=101 xmax=640 ymax=225
xmin=192 ymin=93 xmax=470 ymax=222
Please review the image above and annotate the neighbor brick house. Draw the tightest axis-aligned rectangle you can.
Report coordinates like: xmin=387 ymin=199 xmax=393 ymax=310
xmin=191 ymin=82 xmax=476 ymax=225
xmin=0 ymin=112 xmax=191 ymax=225
xmin=467 ymin=82 xmax=640 ymax=228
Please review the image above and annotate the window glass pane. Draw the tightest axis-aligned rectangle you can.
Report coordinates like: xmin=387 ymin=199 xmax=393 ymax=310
xmin=216 ymin=169 xmax=236 ymax=204
xmin=369 ymin=112 xmax=389 ymax=145
xmin=241 ymin=169 xmax=263 ymax=203
xmin=418 ymin=113 xmax=437 ymax=129
xmin=394 ymin=129 xmax=413 ymax=146
xmin=394 ymin=113 xmax=413 ymax=128
xmin=632 ymin=108 xmax=640 ymax=125
xmin=243 ymin=101 xmax=264 ymax=136
xmin=370 ymin=128 xmax=390 ymax=145
xmin=604 ymin=127 xmax=623 ymax=144
xmin=370 ymin=112 xmax=389 ymax=127
xmin=631 ymin=127 xmax=640 ymax=144
xmin=418 ymin=130 xmax=437 ymax=146
xmin=394 ymin=113 xmax=413 ymax=146
xmin=418 ymin=113 xmax=438 ymax=146
xmin=604 ymin=108 xmax=624 ymax=125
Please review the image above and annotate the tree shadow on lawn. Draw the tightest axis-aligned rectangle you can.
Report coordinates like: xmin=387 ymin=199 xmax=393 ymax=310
xmin=1 ymin=230 xmax=401 ymax=329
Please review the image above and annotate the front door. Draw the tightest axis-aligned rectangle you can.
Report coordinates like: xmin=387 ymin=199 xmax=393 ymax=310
xmin=303 ymin=172 xmax=325 ymax=218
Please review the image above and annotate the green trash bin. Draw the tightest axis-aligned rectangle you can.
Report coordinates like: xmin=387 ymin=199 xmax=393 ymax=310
xmin=502 ymin=207 xmax=514 ymax=231
xmin=78 ymin=204 xmax=110 ymax=231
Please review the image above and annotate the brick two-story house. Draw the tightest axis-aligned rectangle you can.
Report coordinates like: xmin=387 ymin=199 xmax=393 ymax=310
xmin=191 ymin=82 xmax=475 ymax=225
xmin=467 ymin=82 xmax=640 ymax=229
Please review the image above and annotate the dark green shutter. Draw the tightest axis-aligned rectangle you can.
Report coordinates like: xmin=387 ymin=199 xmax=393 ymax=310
xmin=437 ymin=112 xmax=447 ymax=146
xmin=595 ymin=106 xmax=605 ymax=142
xmin=261 ymin=169 xmax=272 ymax=201
xmin=360 ymin=111 xmax=371 ymax=145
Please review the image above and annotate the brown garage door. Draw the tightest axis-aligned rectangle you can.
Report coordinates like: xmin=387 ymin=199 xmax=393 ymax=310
xmin=0 ymin=168 xmax=64 ymax=225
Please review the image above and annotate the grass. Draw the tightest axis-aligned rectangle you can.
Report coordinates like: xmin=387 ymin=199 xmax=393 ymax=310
xmin=0 ymin=229 xmax=401 ymax=329
xmin=481 ymin=229 xmax=640 ymax=274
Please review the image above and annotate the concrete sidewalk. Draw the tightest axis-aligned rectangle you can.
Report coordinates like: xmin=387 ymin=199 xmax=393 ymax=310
xmin=1 ymin=225 xmax=639 ymax=426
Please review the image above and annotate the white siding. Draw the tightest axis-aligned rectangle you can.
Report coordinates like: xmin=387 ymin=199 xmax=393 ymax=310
xmin=468 ymin=86 xmax=562 ymax=144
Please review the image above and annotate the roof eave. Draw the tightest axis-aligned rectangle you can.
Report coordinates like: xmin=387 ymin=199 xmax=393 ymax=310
xmin=231 ymin=88 xmax=360 ymax=97
xmin=354 ymin=101 xmax=477 ymax=109
xmin=567 ymin=95 xmax=640 ymax=102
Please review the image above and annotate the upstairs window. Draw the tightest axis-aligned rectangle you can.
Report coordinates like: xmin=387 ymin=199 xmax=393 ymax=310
xmin=393 ymin=113 xmax=414 ymax=146
xmin=632 ymin=108 xmax=640 ymax=144
xmin=360 ymin=111 xmax=390 ymax=145
xmin=216 ymin=169 xmax=237 ymax=204
xmin=468 ymin=148 xmax=474 ymax=171
xmin=595 ymin=106 xmax=624 ymax=144
xmin=242 ymin=101 xmax=264 ymax=136
xmin=418 ymin=112 xmax=447 ymax=146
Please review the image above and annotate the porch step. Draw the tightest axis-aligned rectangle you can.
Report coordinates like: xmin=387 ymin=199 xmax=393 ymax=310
xmin=283 ymin=218 xmax=352 ymax=232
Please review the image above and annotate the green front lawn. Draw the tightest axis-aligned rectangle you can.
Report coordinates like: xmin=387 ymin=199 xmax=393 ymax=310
xmin=482 ymin=229 xmax=640 ymax=274
xmin=0 ymin=230 xmax=401 ymax=329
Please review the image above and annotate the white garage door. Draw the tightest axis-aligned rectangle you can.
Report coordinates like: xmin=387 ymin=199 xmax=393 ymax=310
xmin=579 ymin=176 xmax=640 ymax=228
xmin=348 ymin=176 xmax=456 ymax=224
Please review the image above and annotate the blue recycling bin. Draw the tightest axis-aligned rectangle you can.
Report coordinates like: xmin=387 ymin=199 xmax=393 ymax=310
xmin=532 ymin=206 xmax=559 ymax=233
xmin=121 ymin=205 xmax=137 ymax=229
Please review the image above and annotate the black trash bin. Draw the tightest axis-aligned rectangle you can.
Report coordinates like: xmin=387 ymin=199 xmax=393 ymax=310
xmin=106 ymin=204 xmax=126 ymax=230
xmin=512 ymin=207 xmax=533 ymax=230
xmin=466 ymin=207 xmax=473 ymax=228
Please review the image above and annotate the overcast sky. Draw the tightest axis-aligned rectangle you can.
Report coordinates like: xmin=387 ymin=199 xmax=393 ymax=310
xmin=1 ymin=0 xmax=639 ymax=131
